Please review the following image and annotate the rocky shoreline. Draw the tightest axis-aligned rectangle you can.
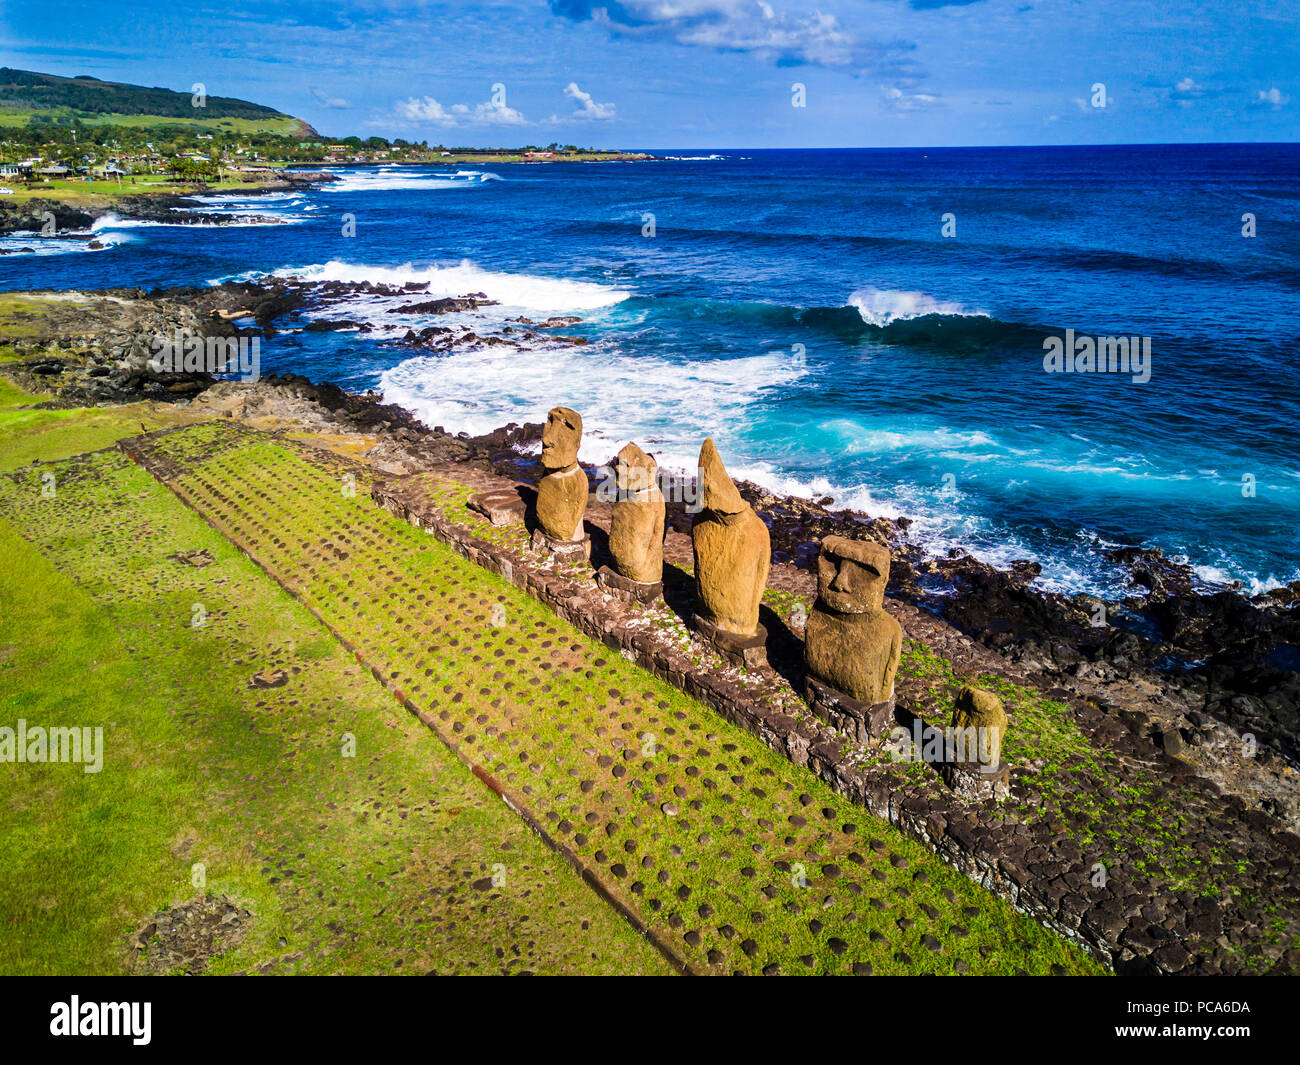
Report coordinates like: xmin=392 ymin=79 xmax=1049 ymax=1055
xmin=3 ymin=280 xmax=1296 ymax=828
xmin=0 ymin=170 xmax=338 ymax=241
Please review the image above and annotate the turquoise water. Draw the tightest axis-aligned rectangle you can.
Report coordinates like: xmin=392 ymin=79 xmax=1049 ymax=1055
xmin=4 ymin=144 xmax=1298 ymax=596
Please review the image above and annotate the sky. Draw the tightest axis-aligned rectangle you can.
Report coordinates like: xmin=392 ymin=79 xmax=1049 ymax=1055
xmin=0 ymin=0 xmax=1295 ymax=148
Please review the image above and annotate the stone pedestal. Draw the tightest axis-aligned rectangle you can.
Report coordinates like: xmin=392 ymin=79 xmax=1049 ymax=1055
xmin=468 ymin=488 xmax=527 ymax=526
xmin=804 ymin=675 xmax=896 ymax=745
xmin=692 ymin=613 xmax=767 ymax=670
xmin=530 ymin=527 xmax=591 ymax=563
xmin=940 ymin=755 xmax=1011 ymax=802
xmin=596 ymin=564 xmax=662 ymax=605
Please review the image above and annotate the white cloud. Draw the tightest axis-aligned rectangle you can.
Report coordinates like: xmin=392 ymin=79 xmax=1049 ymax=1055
xmin=1254 ymin=86 xmax=1289 ymax=109
xmin=883 ymin=86 xmax=938 ymax=112
xmin=392 ymin=95 xmax=528 ymax=127
xmin=564 ymin=82 xmax=615 ymax=120
xmin=1169 ymin=77 xmax=1230 ymax=107
xmin=1170 ymin=77 xmax=1204 ymax=107
xmin=311 ymin=87 xmax=350 ymax=109
xmin=551 ymin=0 xmax=915 ymax=74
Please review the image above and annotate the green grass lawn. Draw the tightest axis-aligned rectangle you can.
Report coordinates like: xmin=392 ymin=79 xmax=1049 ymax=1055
xmin=0 ymin=377 xmax=198 ymax=473
xmin=0 ymin=173 xmax=289 ymax=208
xmin=0 ymin=448 xmax=670 ymax=974
xmin=0 ymin=107 xmax=305 ymax=135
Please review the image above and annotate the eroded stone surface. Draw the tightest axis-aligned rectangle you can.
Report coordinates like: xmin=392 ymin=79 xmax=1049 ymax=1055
xmin=804 ymin=537 xmax=902 ymax=705
xmin=951 ymin=685 xmax=1008 ymax=768
xmin=691 ymin=438 xmax=769 ymax=638
xmin=535 ymin=406 xmax=587 ymax=542
xmin=607 ymin=442 xmax=665 ymax=585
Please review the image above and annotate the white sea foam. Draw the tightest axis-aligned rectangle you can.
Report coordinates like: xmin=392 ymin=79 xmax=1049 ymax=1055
xmin=817 ymin=417 xmax=1001 ymax=456
xmin=91 ymin=212 xmax=294 ymax=230
xmin=380 ymin=343 xmax=804 ymax=457
xmin=323 ymin=167 xmax=501 ymax=192
xmin=1 ymin=232 xmax=126 ymax=255
xmin=849 ymin=286 xmax=988 ymax=327
xmin=265 ymin=259 xmax=629 ymax=313
xmin=1193 ymin=563 xmax=1299 ymax=596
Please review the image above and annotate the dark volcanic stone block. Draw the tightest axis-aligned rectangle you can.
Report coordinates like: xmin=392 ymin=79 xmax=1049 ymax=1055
xmin=529 ymin=527 xmax=592 ymax=563
xmin=468 ymin=488 xmax=527 ymax=526
xmin=691 ymin=613 xmax=768 ymax=670
xmin=596 ymin=564 xmax=663 ymax=605
xmin=804 ymin=675 xmax=897 ymax=746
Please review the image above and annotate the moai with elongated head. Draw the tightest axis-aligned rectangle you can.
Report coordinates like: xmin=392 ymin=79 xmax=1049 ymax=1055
xmin=691 ymin=438 xmax=770 ymax=668
xmin=531 ymin=405 xmax=591 ymax=561
xmin=597 ymin=442 xmax=665 ymax=603
xmin=802 ymin=536 xmax=902 ymax=743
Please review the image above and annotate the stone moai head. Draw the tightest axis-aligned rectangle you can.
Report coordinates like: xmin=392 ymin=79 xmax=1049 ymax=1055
xmin=615 ymin=442 xmax=659 ymax=498
xmin=817 ymin=536 xmax=889 ymax=614
xmin=697 ymin=438 xmax=747 ymax=515
xmin=540 ymin=406 xmax=582 ymax=471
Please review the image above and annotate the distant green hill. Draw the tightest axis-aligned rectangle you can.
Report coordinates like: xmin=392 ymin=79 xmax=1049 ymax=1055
xmin=0 ymin=68 xmax=316 ymax=136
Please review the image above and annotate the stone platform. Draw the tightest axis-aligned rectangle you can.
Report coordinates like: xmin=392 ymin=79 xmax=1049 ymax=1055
xmin=529 ymin=527 xmax=591 ymax=562
xmin=691 ymin=614 xmax=768 ymax=670
xmin=596 ymin=564 xmax=663 ymax=605
xmin=359 ymin=462 xmax=1300 ymax=976
xmin=804 ymin=675 xmax=897 ymax=746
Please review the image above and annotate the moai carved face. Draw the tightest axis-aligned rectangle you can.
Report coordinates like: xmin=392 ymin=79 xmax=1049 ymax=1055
xmin=817 ymin=536 xmax=889 ymax=614
xmin=540 ymin=406 xmax=582 ymax=470
xmin=697 ymin=437 xmax=746 ymax=515
xmin=615 ymin=442 xmax=658 ymax=498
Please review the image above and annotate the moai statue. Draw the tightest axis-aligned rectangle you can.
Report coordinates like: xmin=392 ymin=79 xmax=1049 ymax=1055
xmin=941 ymin=684 xmax=1011 ymax=799
xmin=690 ymin=438 xmax=770 ymax=668
xmin=802 ymin=536 xmax=902 ymax=743
xmin=951 ymin=686 xmax=1007 ymax=763
xmin=531 ymin=405 xmax=590 ymax=561
xmin=597 ymin=442 xmax=665 ymax=603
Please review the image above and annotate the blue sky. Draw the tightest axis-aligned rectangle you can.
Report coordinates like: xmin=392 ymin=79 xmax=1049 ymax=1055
xmin=1 ymin=0 xmax=1295 ymax=147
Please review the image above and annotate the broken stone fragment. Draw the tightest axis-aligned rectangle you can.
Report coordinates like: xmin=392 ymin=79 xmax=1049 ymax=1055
xmin=950 ymin=685 xmax=1008 ymax=767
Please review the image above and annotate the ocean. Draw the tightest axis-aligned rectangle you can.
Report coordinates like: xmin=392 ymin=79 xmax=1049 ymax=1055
xmin=4 ymin=144 xmax=1298 ymax=599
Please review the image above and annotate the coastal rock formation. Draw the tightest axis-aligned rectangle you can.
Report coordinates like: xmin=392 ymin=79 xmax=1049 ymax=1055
xmin=389 ymin=295 xmax=499 ymax=315
xmin=533 ymin=406 xmax=589 ymax=550
xmin=691 ymin=439 xmax=770 ymax=664
xmin=950 ymin=685 xmax=1008 ymax=768
xmin=601 ymin=442 xmax=664 ymax=596
xmin=803 ymin=536 xmax=902 ymax=705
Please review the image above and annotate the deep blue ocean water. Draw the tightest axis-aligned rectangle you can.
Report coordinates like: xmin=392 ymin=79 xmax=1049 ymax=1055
xmin=4 ymin=144 xmax=1298 ymax=597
